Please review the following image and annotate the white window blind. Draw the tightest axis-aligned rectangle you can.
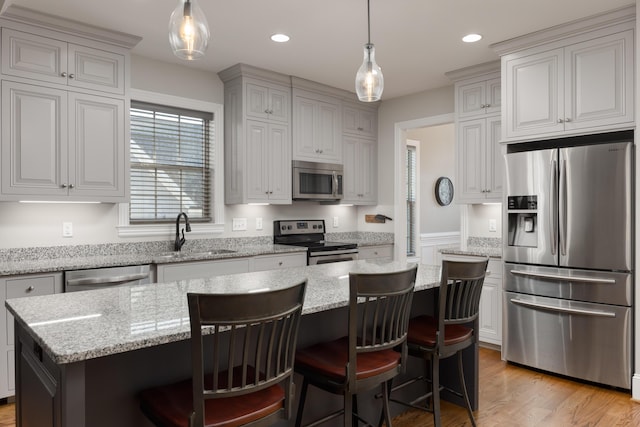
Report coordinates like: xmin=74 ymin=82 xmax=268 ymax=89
xmin=130 ymin=101 xmax=213 ymax=223
xmin=406 ymin=145 xmax=417 ymax=256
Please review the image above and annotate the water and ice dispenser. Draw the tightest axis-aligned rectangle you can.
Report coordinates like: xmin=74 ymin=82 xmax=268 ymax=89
xmin=507 ymin=196 xmax=537 ymax=248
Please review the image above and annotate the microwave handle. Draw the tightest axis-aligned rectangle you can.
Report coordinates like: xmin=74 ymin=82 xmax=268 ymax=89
xmin=332 ymin=171 xmax=338 ymax=198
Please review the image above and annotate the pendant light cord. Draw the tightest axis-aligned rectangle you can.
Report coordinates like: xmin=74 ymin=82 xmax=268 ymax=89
xmin=366 ymin=0 xmax=371 ymax=44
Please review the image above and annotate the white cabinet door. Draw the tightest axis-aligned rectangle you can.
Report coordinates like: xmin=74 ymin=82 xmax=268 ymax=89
xmin=342 ymin=136 xmax=377 ymax=205
xmin=2 ymin=28 xmax=125 ymax=95
xmin=156 ymin=258 xmax=250 ymax=283
xmin=456 ymin=119 xmax=485 ymax=202
xmin=246 ymin=120 xmax=291 ymax=203
xmin=293 ymin=90 xmax=342 ymax=163
xmin=1 ymin=81 xmax=125 ymax=201
xmin=343 ymin=104 xmax=376 ymax=138
xmin=358 ymin=245 xmax=393 ymax=261
xmin=485 ymin=116 xmax=503 ymax=200
xmin=456 ymin=117 xmax=502 ymax=203
xmin=478 ymin=259 xmax=502 ymax=345
xmin=1 ymin=272 xmax=62 ymax=398
xmin=67 ymin=44 xmax=125 ymax=95
xmin=563 ymin=30 xmax=634 ymax=132
xmin=504 ymin=48 xmax=564 ymax=139
xmin=503 ymin=28 xmax=634 ymax=141
xmin=457 ymin=77 xmax=501 ymax=119
xmin=246 ymin=82 xmax=290 ymax=123
xmin=1 ymin=28 xmax=67 ymax=85
xmin=250 ymin=253 xmax=307 ymax=272
xmin=1 ymin=81 xmax=68 ymax=198
xmin=69 ymin=92 xmax=125 ymax=200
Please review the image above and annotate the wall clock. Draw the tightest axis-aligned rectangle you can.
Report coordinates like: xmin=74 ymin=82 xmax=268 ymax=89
xmin=435 ymin=177 xmax=454 ymax=206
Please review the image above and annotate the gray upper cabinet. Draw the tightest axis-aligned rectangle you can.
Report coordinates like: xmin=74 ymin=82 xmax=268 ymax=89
xmin=2 ymin=28 xmax=126 ymax=95
xmin=493 ymin=7 xmax=635 ymax=142
xmin=219 ymin=64 xmax=292 ymax=204
xmin=0 ymin=9 xmax=139 ymax=202
xmin=291 ymin=77 xmax=343 ymax=164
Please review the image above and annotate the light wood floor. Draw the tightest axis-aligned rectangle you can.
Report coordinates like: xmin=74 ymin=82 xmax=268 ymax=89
xmin=0 ymin=348 xmax=638 ymax=426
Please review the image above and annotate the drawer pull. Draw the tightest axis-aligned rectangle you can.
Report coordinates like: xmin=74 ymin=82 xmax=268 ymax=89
xmin=510 ymin=298 xmax=616 ymax=318
xmin=509 ymin=270 xmax=616 ymax=284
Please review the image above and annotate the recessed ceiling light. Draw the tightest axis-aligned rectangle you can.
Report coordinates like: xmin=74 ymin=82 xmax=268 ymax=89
xmin=462 ymin=33 xmax=483 ymax=43
xmin=270 ymin=33 xmax=290 ymax=43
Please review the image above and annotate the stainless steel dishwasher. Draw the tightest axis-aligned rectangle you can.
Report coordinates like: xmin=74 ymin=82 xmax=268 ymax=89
xmin=65 ymin=265 xmax=152 ymax=292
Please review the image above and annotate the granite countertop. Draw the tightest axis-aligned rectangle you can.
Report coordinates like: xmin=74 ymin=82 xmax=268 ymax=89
xmin=6 ymin=259 xmax=437 ymax=365
xmin=440 ymin=236 xmax=502 ymax=259
xmin=0 ymin=232 xmax=394 ymax=276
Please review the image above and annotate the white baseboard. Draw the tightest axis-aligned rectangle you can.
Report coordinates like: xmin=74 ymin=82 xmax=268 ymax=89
xmin=632 ymin=374 xmax=640 ymax=400
xmin=420 ymin=231 xmax=461 ymax=265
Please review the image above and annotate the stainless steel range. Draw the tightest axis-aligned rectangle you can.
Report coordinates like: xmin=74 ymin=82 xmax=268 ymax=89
xmin=273 ymin=220 xmax=358 ymax=265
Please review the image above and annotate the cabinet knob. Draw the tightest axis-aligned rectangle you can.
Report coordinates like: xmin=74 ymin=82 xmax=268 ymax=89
xmin=557 ymin=118 xmax=564 ymax=123
xmin=69 ymin=73 xmax=75 ymax=79
xmin=357 ymin=127 xmax=364 ymax=131
xmin=565 ymin=118 xmax=571 ymax=122
xmin=278 ymin=261 xmax=283 ymax=266
xmin=61 ymin=183 xmax=67 ymax=188
xmin=26 ymin=286 xmax=34 ymax=292
xmin=61 ymin=72 xmax=67 ymax=77
xmin=485 ymin=103 xmax=490 ymax=108
xmin=69 ymin=184 xmax=75 ymax=189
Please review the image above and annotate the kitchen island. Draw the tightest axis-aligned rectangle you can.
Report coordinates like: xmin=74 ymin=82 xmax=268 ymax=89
xmin=6 ymin=260 xmax=478 ymax=427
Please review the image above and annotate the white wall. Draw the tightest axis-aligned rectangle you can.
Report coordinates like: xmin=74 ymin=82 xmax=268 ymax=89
xmin=405 ymin=124 xmax=460 ymax=234
xmin=0 ymin=55 xmax=357 ymax=248
xmin=358 ymin=86 xmax=455 ymax=234
xmin=467 ymin=204 xmax=502 ymax=238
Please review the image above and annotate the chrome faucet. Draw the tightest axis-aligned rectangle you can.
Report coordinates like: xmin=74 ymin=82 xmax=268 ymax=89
xmin=174 ymin=212 xmax=191 ymax=251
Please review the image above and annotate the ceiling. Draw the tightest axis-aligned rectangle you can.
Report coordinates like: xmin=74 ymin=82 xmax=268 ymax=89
xmin=6 ymin=0 xmax=636 ymax=100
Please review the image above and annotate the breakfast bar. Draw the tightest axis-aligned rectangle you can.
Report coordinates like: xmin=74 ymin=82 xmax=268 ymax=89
xmin=6 ymin=260 xmax=479 ymax=427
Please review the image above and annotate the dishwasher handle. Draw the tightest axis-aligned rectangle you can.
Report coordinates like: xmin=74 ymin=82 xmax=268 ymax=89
xmin=66 ymin=272 xmax=150 ymax=287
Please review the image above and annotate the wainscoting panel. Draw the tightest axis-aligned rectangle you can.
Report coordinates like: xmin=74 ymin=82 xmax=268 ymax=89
xmin=420 ymin=232 xmax=461 ymax=265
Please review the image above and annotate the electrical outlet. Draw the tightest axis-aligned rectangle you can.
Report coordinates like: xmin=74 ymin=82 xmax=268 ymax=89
xmin=62 ymin=222 xmax=73 ymax=237
xmin=489 ymin=219 xmax=497 ymax=232
xmin=256 ymin=217 xmax=263 ymax=230
xmin=333 ymin=216 xmax=339 ymax=228
xmin=232 ymin=218 xmax=247 ymax=231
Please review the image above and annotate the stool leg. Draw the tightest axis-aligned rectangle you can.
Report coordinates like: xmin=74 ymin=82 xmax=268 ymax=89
xmin=457 ymin=350 xmax=476 ymax=427
xmin=344 ymin=392 xmax=353 ymax=427
xmin=380 ymin=380 xmax=393 ymax=427
xmin=295 ymin=378 xmax=309 ymax=427
xmin=431 ymin=355 xmax=441 ymax=427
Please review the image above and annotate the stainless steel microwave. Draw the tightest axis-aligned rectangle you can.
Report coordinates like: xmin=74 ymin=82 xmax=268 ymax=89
xmin=292 ymin=160 xmax=343 ymax=201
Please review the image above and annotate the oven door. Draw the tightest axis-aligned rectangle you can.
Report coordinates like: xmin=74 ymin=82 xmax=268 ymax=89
xmin=308 ymin=249 xmax=358 ymax=265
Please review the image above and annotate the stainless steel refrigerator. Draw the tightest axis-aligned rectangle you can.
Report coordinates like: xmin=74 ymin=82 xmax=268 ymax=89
xmin=503 ymin=135 xmax=633 ymax=389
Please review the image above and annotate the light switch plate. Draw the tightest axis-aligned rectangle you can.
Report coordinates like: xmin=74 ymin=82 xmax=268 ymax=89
xmin=489 ymin=219 xmax=497 ymax=232
xmin=232 ymin=218 xmax=247 ymax=231
xmin=333 ymin=216 xmax=339 ymax=228
xmin=62 ymin=222 xmax=73 ymax=237
xmin=256 ymin=217 xmax=263 ymax=230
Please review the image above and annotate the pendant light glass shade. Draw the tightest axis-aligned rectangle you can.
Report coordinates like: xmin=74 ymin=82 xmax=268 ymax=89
xmin=355 ymin=43 xmax=383 ymax=102
xmin=168 ymin=0 xmax=210 ymax=60
xmin=355 ymin=0 xmax=383 ymax=102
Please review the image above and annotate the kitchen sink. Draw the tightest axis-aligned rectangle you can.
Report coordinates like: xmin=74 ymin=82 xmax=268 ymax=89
xmin=153 ymin=249 xmax=237 ymax=261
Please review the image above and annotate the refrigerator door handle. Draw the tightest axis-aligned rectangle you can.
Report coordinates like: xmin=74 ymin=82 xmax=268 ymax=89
xmin=510 ymin=298 xmax=616 ymax=318
xmin=550 ymin=158 xmax=558 ymax=256
xmin=559 ymin=157 xmax=568 ymax=256
xmin=509 ymin=269 xmax=617 ymax=284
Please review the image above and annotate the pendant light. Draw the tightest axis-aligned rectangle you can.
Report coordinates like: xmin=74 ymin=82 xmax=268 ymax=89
xmin=355 ymin=0 xmax=384 ymax=102
xmin=168 ymin=0 xmax=210 ymax=60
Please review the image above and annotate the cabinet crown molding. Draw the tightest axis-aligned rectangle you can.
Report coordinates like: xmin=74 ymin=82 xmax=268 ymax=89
xmin=0 ymin=5 xmax=141 ymax=49
xmin=445 ymin=60 xmax=500 ymax=83
xmin=491 ymin=4 xmax=635 ymax=56
xmin=217 ymin=63 xmax=291 ymax=86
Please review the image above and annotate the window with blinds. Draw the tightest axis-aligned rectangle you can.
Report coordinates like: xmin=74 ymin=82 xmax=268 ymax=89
xmin=130 ymin=101 xmax=213 ymax=223
xmin=406 ymin=145 xmax=417 ymax=256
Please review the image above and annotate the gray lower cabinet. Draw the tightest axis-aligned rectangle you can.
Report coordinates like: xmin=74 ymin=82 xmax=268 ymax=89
xmin=358 ymin=245 xmax=393 ymax=261
xmin=155 ymin=258 xmax=250 ymax=283
xmin=1 ymin=272 xmax=63 ymax=399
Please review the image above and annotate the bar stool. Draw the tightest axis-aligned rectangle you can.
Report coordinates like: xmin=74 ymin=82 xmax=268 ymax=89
xmin=139 ymin=280 xmax=307 ymax=427
xmin=294 ymin=265 xmax=418 ymax=427
xmin=388 ymin=258 xmax=488 ymax=427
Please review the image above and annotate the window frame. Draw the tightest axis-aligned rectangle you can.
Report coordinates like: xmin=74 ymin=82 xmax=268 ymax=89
xmin=406 ymin=140 xmax=420 ymax=259
xmin=117 ymin=89 xmax=224 ymax=237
